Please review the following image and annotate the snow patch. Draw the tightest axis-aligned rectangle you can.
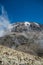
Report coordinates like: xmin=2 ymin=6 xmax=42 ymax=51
xmin=34 ymin=22 xmax=39 ymax=27
xmin=24 ymin=22 xmax=31 ymax=26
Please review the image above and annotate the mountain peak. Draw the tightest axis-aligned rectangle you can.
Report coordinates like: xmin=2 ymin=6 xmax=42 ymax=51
xmin=10 ymin=22 xmax=42 ymax=32
xmin=0 ymin=21 xmax=43 ymax=56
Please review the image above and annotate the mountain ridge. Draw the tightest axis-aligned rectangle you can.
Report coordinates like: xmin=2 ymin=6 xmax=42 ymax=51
xmin=0 ymin=22 xmax=43 ymax=56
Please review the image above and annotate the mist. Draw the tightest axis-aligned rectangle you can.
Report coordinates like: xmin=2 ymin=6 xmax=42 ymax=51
xmin=0 ymin=6 xmax=11 ymax=37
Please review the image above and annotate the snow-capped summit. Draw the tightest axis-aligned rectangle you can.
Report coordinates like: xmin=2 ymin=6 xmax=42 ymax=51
xmin=10 ymin=22 xmax=42 ymax=32
xmin=24 ymin=22 xmax=31 ymax=26
xmin=0 ymin=21 xmax=43 ymax=37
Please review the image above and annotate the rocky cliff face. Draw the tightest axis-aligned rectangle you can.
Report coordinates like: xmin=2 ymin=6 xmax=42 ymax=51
xmin=0 ymin=22 xmax=43 ymax=56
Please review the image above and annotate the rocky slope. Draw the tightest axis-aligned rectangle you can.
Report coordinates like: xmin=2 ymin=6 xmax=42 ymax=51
xmin=0 ymin=45 xmax=43 ymax=65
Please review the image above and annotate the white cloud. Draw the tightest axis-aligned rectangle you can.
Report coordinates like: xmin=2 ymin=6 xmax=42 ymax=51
xmin=0 ymin=5 xmax=11 ymax=37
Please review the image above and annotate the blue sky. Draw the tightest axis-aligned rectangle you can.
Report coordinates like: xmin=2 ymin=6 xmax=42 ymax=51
xmin=0 ymin=0 xmax=43 ymax=24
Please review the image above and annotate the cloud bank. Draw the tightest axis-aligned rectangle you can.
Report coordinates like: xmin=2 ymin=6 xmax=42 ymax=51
xmin=0 ymin=5 xmax=11 ymax=37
